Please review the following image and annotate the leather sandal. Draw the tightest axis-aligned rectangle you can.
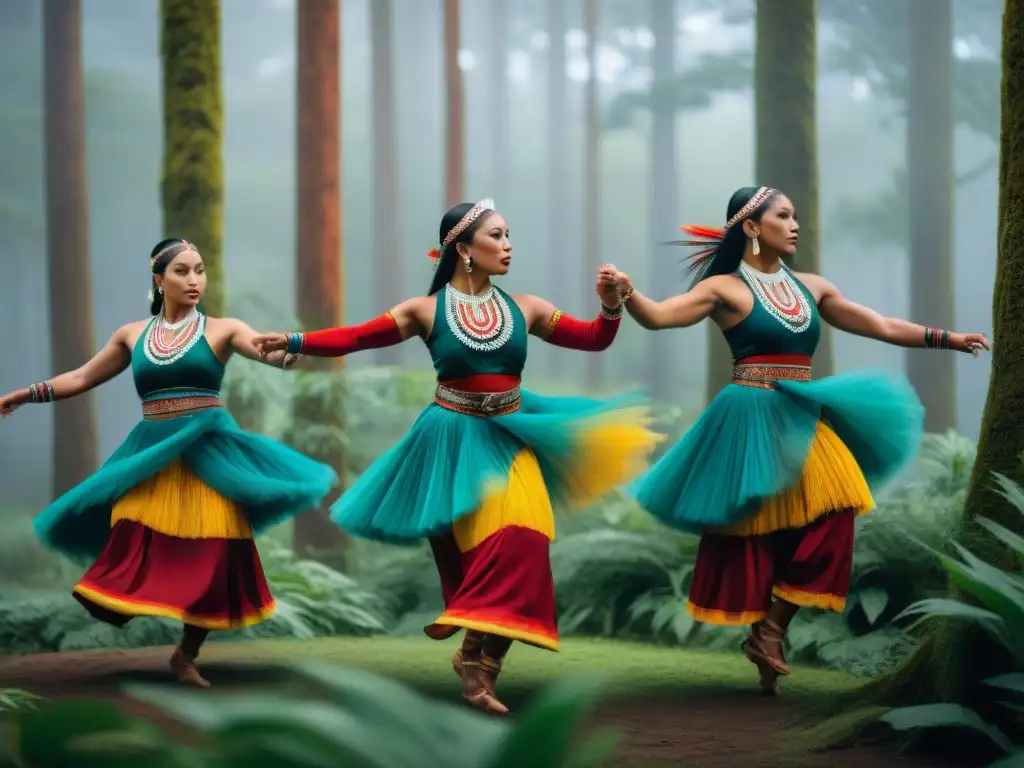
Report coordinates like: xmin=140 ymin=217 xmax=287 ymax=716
xmin=170 ymin=646 xmax=211 ymax=688
xmin=742 ymin=619 xmax=791 ymax=677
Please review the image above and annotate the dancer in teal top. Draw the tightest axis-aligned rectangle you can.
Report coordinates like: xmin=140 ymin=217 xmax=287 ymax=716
xmin=613 ymin=186 xmax=989 ymax=696
xmin=255 ymin=199 xmax=661 ymax=714
xmin=0 ymin=238 xmax=337 ymax=688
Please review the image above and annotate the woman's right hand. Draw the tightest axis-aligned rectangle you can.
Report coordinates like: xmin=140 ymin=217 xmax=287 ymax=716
xmin=251 ymin=332 xmax=289 ymax=357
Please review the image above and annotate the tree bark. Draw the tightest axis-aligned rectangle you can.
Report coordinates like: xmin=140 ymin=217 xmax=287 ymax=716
xmin=43 ymin=0 xmax=99 ymax=497
xmin=906 ymin=0 xmax=956 ymax=433
xmin=647 ymin=0 xmax=677 ymax=402
xmin=752 ymin=0 xmax=830 ymax=379
xmin=869 ymin=0 xmax=1024 ymax=740
xmin=160 ymin=0 xmax=224 ymax=317
xmin=583 ymin=0 xmax=602 ymax=388
xmin=444 ymin=0 xmax=464 ymax=207
xmin=293 ymin=0 xmax=348 ymax=563
xmin=546 ymin=0 xmax=569 ymax=378
xmin=371 ymin=0 xmax=400 ymax=366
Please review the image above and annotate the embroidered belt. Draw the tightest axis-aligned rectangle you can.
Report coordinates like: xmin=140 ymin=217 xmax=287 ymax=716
xmin=142 ymin=395 xmax=224 ymax=420
xmin=434 ymin=384 xmax=521 ymax=416
xmin=732 ymin=360 xmax=811 ymax=389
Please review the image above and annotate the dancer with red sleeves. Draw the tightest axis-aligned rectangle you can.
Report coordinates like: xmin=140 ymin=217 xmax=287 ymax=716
xmin=255 ymin=198 xmax=661 ymax=714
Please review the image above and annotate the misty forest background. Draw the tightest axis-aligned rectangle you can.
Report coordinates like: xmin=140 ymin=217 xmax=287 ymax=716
xmin=0 ymin=0 xmax=1015 ymax=719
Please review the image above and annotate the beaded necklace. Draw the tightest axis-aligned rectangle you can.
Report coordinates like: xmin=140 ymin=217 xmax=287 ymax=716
xmin=444 ymin=284 xmax=514 ymax=352
xmin=738 ymin=261 xmax=812 ymax=333
xmin=143 ymin=309 xmax=205 ymax=366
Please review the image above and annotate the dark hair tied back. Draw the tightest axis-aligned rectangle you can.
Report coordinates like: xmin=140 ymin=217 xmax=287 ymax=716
xmin=148 ymin=238 xmax=189 ymax=315
xmin=672 ymin=186 xmax=779 ymax=287
xmin=427 ymin=202 xmax=495 ymax=296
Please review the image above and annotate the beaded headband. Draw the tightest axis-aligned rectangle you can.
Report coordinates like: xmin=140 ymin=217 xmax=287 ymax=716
xmin=427 ymin=197 xmax=496 ymax=268
xmin=150 ymin=240 xmax=199 ymax=270
xmin=674 ymin=187 xmax=778 ymax=269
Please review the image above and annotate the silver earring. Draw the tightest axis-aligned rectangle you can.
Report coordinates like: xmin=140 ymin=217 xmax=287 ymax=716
xmin=463 ymin=257 xmax=472 ymax=273
xmin=158 ymin=286 xmax=164 ymax=295
xmin=751 ymin=236 xmax=760 ymax=257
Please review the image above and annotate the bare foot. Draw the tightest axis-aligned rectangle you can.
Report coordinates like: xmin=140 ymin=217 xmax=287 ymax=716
xmin=170 ymin=648 xmax=211 ymax=689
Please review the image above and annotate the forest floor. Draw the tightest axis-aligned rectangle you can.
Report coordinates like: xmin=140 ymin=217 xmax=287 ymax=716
xmin=0 ymin=637 xmax=970 ymax=768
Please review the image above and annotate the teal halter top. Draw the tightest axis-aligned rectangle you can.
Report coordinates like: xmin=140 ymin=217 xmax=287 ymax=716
xmin=131 ymin=313 xmax=226 ymax=402
xmin=425 ymin=285 xmax=528 ymax=380
xmin=722 ymin=266 xmax=821 ymax=360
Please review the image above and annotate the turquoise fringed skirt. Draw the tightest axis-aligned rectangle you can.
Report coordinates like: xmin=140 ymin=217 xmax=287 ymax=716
xmin=330 ymin=389 xmax=658 ymax=542
xmin=631 ymin=369 xmax=925 ymax=533
xmin=34 ymin=408 xmax=339 ymax=562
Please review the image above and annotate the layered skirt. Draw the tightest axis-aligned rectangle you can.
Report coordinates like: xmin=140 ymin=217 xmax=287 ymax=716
xmin=330 ymin=379 xmax=661 ymax=650
xmin=632 ymin=357 xmax=924 ymax=625
xmin=35 ymin=404 xmax=337 ymax=630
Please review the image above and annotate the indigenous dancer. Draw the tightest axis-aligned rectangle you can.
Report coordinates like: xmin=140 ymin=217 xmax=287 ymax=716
xmin=0 ymin=238 xmax=337 ymax=688
xmin=614 ymin=186 xmax=989 ymax=696
xmin=254 ymin=199 xmax=660 ymax=714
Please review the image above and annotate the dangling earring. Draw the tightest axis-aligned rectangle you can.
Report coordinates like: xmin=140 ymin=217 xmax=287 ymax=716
xmin=463 ymin=256 xmax=473 ymax=273
xmin=751 ymin=236 xmax=760 ymax=257
xmin=158 ymin=286 xmax=164 ymax=295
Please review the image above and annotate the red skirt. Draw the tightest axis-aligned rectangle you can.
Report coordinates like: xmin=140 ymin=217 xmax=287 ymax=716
xmin=73 ymin=519 xmax=276 ymax=630
xmin=688 ymin=509 xmax=855 ymax=626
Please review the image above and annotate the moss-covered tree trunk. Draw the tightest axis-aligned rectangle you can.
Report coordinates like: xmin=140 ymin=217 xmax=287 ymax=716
xmin=647 ymin=0 xmax=678 ymax=402
xmin=873 ymin=0 xmax=1024 ymax=733
xmin=160 ymin=0 xmax=223 ymax=317
xmin=43 ymin=0 xmax=99 ymax=496
xmin=583 ymin=0 xmax=602 ymax=389
xmin=545 ymin=0 xmax=568 ymax=378
xmin=444 ymin=0 xmax=463 ymax=207
xmin=293 ymin=0 xmax=348 ymax=564
xmin=906 ymin=0 xmax=956 ymax=433
xmin=371 ymin=0 xmax=400 ymax=366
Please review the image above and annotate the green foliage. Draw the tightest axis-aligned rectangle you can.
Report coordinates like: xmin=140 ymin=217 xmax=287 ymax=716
xmin=0 ymin=542 xmax=389 ymax=654
xmin=879 ymin=460 xmax=1024 ymax=763
xmin=9 ymin=664 xmax=615 ymax=768
xmin=544 ymin=431 xmax=976 ymax=677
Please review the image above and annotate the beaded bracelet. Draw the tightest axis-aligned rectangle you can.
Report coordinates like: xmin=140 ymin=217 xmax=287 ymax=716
xmin=286 ymin=332 xmax=304 ymax=354
xmin=600 ymin=302 xmax=624 ymax=320
xmin=28 ymin=381 xmax=56 ymax=403
xmin=924 ymin=327 xmax=949 ymax=349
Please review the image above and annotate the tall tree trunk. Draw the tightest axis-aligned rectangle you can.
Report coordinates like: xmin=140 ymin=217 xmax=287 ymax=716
xmin=160 ymin=0 xmax=224 ymax=317
xmin=907 ymin=0 xmax=956 ymax=432
xmin=870 ymin=0 xmax=1024 ymax=738
xmin=444 ymin=0 xmax=464 ymax=207
xmin=647 ymin=0 xmax=677 ymax=402
xmin=749 ymin=0 xmax=829 ymax=378
xmin=371 ymin=0 xmax=400 ymax=366
xmin=43 ymin=0 xmax=98 ymax=497
xmin=546 ymin=0 xmax=569 ymax=377
xmin=583 ymin=0 xmax=602 ymax=389
xmin=490 ymin=0 xmax=509 ymax=196
xmin=293 ymin=0 xmax=348 ymax=563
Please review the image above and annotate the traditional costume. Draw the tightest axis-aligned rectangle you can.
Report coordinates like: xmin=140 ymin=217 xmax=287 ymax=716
xmin=630 ymin=187 xmax=924 ymax=692
xmin=283 ymin=200 xmax=660 ymax=713
xmin=33 ymin=309 xmax=337 ymax=681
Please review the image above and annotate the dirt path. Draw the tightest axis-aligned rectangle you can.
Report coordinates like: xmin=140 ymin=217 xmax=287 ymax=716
xmin=0 ymin=648 xmax=959 ymax=768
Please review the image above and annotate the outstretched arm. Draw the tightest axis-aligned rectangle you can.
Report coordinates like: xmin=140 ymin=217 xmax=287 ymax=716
xmin=810 ymin=274 xmax=990 ymax=354
xmin=0 ymin=325 xmax=133 ymax=415
xmin=620 ymin=276 xmax=720 ymax=330
xmin=519 ymin=294 xmax=623 ymax=352
xmin=253 ymin=298 xmax=425 ymax=359
xmin=223 ymin=319 xmax=301 ymax=368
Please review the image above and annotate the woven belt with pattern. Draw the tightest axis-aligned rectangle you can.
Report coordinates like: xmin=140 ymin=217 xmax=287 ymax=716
xmin=731 ymin=355 xmax=812 ymax=389
xmin=142 ymin=395 xmax=224 ymax=420
xmin=434 ymin=384 xmax=521 ymax=416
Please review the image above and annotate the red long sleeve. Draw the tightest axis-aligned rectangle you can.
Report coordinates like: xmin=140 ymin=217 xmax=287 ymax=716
xmin=544 ymin=309 xmax=620 ymax=352
xmin=299 ymin=312 xmax=404 ymax=357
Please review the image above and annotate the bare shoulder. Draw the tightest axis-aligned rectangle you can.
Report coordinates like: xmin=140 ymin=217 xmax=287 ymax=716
xmin=792 ymin=271 xmax=834 ymax=301
xmin=396 ymin=295 xmax=435 ymax=320
xmin=205 ymin=316 xmax=247 ymax=332
xmin=118 ymin=318 xmax=152 ymax=347
xmin=702 ymin=273 xmax=745 ymax=296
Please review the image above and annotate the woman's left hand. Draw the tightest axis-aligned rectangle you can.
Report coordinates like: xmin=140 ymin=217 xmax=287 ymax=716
xmin=950 ymin=332 xmax=991 ymax=357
